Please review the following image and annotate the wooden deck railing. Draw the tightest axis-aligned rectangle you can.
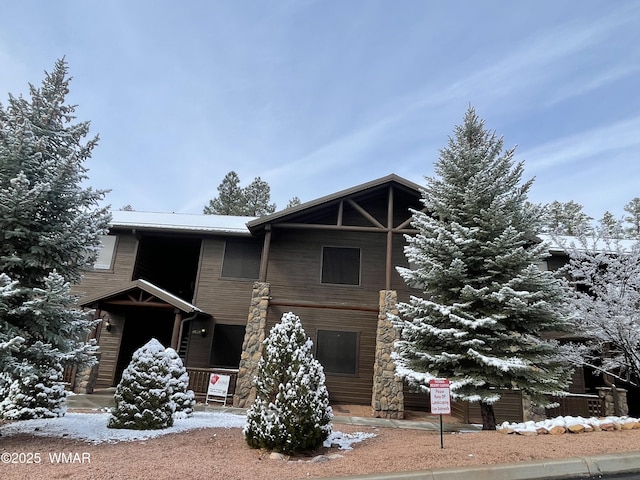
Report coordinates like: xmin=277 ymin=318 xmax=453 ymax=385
xmin=547 ymin=393 xmax=604 ymax=418
xmin=62 ymin=364 xmax=77 ymax=390
xmin=186 ymin=367 xmax=238 ymax=402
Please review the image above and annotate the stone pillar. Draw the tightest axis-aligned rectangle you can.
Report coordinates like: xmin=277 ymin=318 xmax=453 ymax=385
xmin=522 ymin=394 xmax=546 ymax=422
xmin=597 ymin=387 xmax=628 ymax=417
xmin=233 ymin=282 xmax=270 ymax=408
xmin=72 ymin=354 xmax=101 ymax=394
xmin=372 ymin=290 xmax=404 ymax=419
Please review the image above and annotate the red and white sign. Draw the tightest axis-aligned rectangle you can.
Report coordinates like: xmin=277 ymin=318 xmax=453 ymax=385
xmin=429 ymin=378 xmax=451 ymax=415
xmin=206 ymin=373 xmax=231 ymax=406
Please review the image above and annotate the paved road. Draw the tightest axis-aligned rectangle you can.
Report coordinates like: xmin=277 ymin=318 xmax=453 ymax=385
xmin=573 ymin=473 xmax=640 ymax=480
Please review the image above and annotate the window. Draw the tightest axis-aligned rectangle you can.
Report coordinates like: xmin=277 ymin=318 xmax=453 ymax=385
xmin=315 ymin=329 xmax=359 ymax=375
xmin=321 ymin=247 xmax=360 ymax=285
xmin=221 ymin=239 xmax=262 ymax=279
xmin=94 ymin=235 xmax=117 ymax=270
xmin=209 ymin=324 xmax=246 ymax=368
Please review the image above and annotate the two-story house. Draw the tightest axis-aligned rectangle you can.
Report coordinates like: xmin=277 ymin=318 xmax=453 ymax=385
xmin=75 ymin=174 xmax=431 ymax=418
xmin=73 ymin=174 xmax=616 ymax=422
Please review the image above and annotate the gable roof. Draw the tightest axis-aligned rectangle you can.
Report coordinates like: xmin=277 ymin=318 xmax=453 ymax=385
xmin=106 ymin=175 xmax=422 ymax=237
xmin=79 ymin=279 xmax=209 ymax=315
xmin=247 ymin=174 xmax=422 ymax=234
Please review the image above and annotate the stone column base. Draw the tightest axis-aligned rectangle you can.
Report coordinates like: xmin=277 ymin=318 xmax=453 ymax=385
xmin=233 ymin=282 xmax=270 ymax=408
xmin=372 ymin=290 xmax=404 ymax=419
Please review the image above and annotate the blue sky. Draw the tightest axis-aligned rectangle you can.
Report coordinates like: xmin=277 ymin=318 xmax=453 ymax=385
xmin=1 ymin=1 xmax=639 ymax=220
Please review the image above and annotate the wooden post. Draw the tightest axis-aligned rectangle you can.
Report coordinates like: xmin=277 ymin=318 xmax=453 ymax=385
xmin=385 ymin=185 xmax=394 ymax=290
xmin=259 ymin=225 xmax=272 ymax=282
xmin=170 ymin=309 xmax=182 ymax=350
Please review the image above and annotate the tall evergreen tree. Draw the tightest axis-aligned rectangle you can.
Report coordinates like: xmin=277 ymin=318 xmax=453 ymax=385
xmin=203 ymin=171 xmax=278 ymax=216
xmin=392 ymin=107 xmax=573 ymax=430
xmin=623 ymin=197 xmax=640 ymax=239
xmin=203 ymin=171 xmax=245 ymax=215
xmin=286 ymin=196 xmax=302 ymax=209
xmin=244 ymin=312 xmax=332 ymax=454
xmin=599 ymin=211 xmax=623 ymax=238
xmin=243 ymin=176 xmax=276 ymax=216
xmin=542 ymin=200 xmax=593 ymax=236
xmin=0 ymin=59 xmax=110 ymax=419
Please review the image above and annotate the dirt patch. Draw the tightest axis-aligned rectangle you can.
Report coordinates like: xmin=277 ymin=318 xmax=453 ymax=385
xmin=2 ymin=410 xmax=640 ymax=480
xmin=333 ymin=404 xmax=461 ymax=423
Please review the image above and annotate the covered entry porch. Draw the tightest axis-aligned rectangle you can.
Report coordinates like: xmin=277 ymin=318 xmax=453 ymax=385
xmin=80 ymin=279 xmax=213 ymax=389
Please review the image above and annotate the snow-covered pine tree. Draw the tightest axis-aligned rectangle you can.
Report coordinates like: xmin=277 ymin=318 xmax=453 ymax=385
xmin=560 ymin=232 xmax=640 ymax=388
xmin=542 ymin=200 xmax=593 ymax=236
xmin=0 ymin=272 xmax=96 ymax=419
xmin=623 ymin=198 xmax=640 ymax=239
xmin=108 ymin=339 xmax=176 ymax=430
xmin=0 ymin=59 xmax=110 ymax=419
xmin=244 ymin=312 xmax=333 ymax=454
xmin=165 ymin=347 xmax=196 ymax=418
xmin=392 ymin=107 xmax=574 ymax=430
xmin=0 ymin=357 xmax=66 ymax=420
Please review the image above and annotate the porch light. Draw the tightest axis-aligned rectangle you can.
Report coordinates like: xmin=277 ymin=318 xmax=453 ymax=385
xmin=201 ymin=328 xmax=206 ymax=337
xmin=104 ymin=319 xmax=112 ymax=332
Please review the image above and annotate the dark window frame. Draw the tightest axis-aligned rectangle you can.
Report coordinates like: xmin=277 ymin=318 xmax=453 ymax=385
xmin=221 ymin=238 xmax=262 ymax=280
xmin=315 ymin=329 xmax=360 ymax=376
xmin=209 ymin=323 xmax=247 ymax=369
xmin=320 ymin=246 xmax=361 ymax=286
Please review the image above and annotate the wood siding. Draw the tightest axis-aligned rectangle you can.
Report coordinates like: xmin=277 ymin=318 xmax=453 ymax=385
xmin=261 ymin=228 xmax=416 ymax=405
xmin=193 ymin=237 xmax=256 ymax=325
xmin=267 ymin=305 xmax=378 ymax=405
xmin=454 ymin=391 xmax=524 ymax=424
xmin=184 ymin=317 xmax=216 ymax=368
xmin=265 ymin=230 xmax=414 ymax=307
xmin=94 ymin=313 xmax=124 ymax=388
xmin=71 ymin=233 xmax=138 ymax=299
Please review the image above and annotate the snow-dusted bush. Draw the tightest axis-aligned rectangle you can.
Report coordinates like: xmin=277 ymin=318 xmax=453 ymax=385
xmin=0 ymin=358 xmax=66 ymax=420
xmin=165 ymin=347 xmax=195 ymax=418
xmin=108 ymin=339 xmax=175 ymax=430
xmin=244 ymin=312 xmax=333 ymax=454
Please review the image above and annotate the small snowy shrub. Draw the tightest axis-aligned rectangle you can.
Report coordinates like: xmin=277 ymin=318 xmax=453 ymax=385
xmin=0 ymin=358 xmax=66 ymax=420
xmin=244 ymin=312 xmax=333 ymax=454
xmin=107 ymin=338 xmax=175 ymax=430
xmin=165 ymin=347 xmax=195 ymax=418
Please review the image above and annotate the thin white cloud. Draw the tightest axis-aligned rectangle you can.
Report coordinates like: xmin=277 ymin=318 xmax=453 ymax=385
xmin=521 ymin=115 xmax=640 ymax=172
xmin=242 ymin=4 xmax=638 ymax=195
xmin=543 ymin=65 xmax=640 ymax=108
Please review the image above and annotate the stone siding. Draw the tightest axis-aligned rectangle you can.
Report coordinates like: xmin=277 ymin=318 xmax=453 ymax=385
xmin=598 ymin=387 xmax=629 ymax=417
xmin=371 ymin=290 xmax=404 ymax=419
xmin=233 ymin=282 xmax=270 ymax=408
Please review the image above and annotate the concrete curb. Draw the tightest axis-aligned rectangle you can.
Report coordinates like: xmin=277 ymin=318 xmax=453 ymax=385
xmin=321 ymin=451 xmax=640 ymax=480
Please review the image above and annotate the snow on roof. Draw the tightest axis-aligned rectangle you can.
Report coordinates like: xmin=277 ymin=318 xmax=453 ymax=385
xmin=538 ymin=234 xmax=637 ymax=254
xmin=136 ymin=279 xmax=203 ymax=313
xmin=110 ymin=210 xmax=255 ymax=235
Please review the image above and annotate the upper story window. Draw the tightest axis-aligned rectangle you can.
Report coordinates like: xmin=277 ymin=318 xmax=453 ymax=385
xmin=321 ymin=246 xmax=361 ymax=285
xmin=221 ymin=238 xmax=262 ymax=279
xmin=94 ymin=235 xmax=117 ymax=270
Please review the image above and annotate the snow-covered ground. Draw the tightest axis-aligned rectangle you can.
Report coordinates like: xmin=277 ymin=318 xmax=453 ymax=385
xmin=0 ymin=411 xmax=375 ymax=450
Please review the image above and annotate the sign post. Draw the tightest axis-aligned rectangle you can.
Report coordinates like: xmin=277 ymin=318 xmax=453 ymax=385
xmin=429 ymin=378 xmax=451 ymax=449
